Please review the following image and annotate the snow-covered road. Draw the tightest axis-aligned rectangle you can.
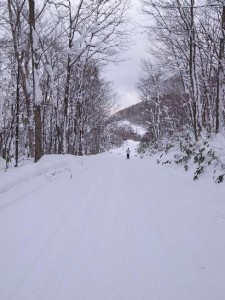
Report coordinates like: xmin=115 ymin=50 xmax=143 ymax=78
xmin=1 ymin=142 xmax=225 ymax=300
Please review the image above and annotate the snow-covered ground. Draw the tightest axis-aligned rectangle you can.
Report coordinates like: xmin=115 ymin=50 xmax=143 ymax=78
xmin=1 ymin=140 xmax=225 ymax=300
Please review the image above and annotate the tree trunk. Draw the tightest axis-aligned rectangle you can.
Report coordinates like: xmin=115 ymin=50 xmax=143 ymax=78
xmin=189 ymin=0 xmax=198 ymax=141
xmin=15 ymin=64 xmax=20 ymax=167
xmin=28 ymin=0 xmax=43 ymax=162
xmin=215 ymin=6 xmax=225 ymax=133
xmin=34 ymin=105 xmax=42 ymax=161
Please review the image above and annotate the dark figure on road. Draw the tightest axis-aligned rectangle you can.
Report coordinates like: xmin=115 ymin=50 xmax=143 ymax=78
xmin=126 ymin=148 xmax=130 ymax=159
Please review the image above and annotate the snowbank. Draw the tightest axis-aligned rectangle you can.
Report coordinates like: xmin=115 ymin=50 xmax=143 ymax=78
xmin=209 ymin=132 xmax=225 ymax=161
xmin=0 ymin=155 xmax=80 ymax=195
xmin=137 ymin=132 xmax=225 ymax=183
xmin=0 ymin=156 xmax=5 ymax=171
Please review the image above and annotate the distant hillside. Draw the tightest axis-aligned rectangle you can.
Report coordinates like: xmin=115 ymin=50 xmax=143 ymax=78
xmin=111 ymin=101 xmax=148 ymax=127
xmin=107 ymin=102 xmax=148 ymax=143
xmin=108 ymin=74 xmax=185 ymax=145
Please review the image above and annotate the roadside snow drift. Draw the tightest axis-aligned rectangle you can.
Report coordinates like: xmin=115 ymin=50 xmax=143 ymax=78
xmin=1 ymin=141 xmax=225 ymax=300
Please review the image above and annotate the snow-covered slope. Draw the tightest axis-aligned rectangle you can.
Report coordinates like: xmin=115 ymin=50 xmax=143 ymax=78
xmin=1 ymin=141 xmax=225 ymax=300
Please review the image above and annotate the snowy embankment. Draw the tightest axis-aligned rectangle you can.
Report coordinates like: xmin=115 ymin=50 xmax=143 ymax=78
xmin=141 ymin=132 xmax=225 ymax=183
xmin=1 ymin=140 xmax=225 ymax=300
xmin=0 ymin=156 xmax=69 ymax=193
xmin=0 ymin=155 xmax=85 ymax=212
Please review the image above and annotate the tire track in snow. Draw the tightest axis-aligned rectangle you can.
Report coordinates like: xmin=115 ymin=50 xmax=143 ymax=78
xmin=6 ymin=170 xmax=108 ymax=300
xmin=48 ymin=174 xmax=110 ymax=300
xmin=132 ymin=159 xmax=225 ymax=300
xmin=3 ymin=153 xmax=225 ymax=300
xmin=0 ymin=170 xmax=70 ymax=213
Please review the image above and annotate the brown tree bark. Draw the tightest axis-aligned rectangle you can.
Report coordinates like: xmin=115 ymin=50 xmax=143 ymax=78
xmin=28 ymin=0 xmax=42 ymax=162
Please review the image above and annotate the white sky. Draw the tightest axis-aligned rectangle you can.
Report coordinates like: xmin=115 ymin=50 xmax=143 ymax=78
xmin=104 ymin=0 xmax=148 ymax=110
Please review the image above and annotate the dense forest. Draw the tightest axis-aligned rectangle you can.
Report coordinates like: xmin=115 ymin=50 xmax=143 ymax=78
xmin=138 ymin=0 xmax=224 ymax=141
xmin=135 ymin=0 xmax=225 ymax=181
xmin=0 ymin=0 xmax=129 ymax=166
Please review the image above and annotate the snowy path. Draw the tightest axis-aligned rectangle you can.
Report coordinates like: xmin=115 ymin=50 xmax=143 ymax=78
xmin=1 ymin=144 xmax=225 ymax=300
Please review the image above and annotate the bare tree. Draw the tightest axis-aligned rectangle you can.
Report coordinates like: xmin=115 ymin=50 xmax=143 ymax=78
xmin=141 ymin=0 xmax=224 ymax=140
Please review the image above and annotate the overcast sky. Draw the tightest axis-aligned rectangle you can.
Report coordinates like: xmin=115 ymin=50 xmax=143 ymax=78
xmin=104 ymin=0 xmax=148 ymax=111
